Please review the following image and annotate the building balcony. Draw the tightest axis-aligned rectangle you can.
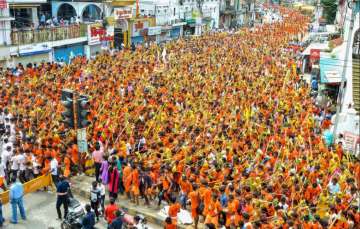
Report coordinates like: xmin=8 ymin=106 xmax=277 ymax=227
xmin=111 ymin=0 xmax=135 ymax=7
xmin=11 ymin=24 xmax=88 ymax=46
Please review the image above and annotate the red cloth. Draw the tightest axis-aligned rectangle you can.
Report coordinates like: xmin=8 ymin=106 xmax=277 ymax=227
xmin=108 ymin=168 xmax=120 ymax=193
xmin=105 ymin=204 xmax=119 ymax=223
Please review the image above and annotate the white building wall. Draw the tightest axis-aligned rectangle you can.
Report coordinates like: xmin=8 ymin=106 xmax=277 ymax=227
xmin=341 ymin=8 xmax=359 ymax=114
xmin=0 ymin=7 xmax=12 ymax=46
xmin=51 ymin=1 xmax=104 ymax=20
xmin=136 ymin=0 xmax=219 ymax=28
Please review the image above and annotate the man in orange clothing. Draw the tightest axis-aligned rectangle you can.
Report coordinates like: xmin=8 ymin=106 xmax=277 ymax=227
xmin=130 ymin=163 xmax=140 ymax=205
xmin=164 ymin=216 xmax=176 ymax=229
xmin=122 ymin=162 xmax=132 ymax=199
xmin=168 ymin=195 xmax=181 ymax=225
xmin=188 ymin=183 xmax=200 ymax=229
xmin=204 ymin=193 xmax=222 ymax=227
xmin=179 ymin=175 xmax=192 ymax=209
xmin=104 ymin=198 xmax=118 ymax=225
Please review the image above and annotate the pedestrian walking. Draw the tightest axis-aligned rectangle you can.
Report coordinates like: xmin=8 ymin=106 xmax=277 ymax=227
xmin=90 ymin=181 xmax=101 ymax=221
xmin=0 ymin=199 xmax=4 ymax=227
xmin=92 ymin=142 xmax=103 ymax=182
xmin=98 ymin=179 xmax=106 ymax=215
xmin=82 ymin=204 xmax=96 ymax=229
xmin=108 ymin=163 xmax=119 ymax=200
xmin=50 ymin=156 xmax=59 ymax=187
xmin=56 ymin=175 xmax=70 ymax=220
xmin=104 ymin=197 xmax=118 ymax=225
xmin=100 ymin=155 xmax=109 ymax=185
xmin=9 ymin=178 xmax=26 ymax=224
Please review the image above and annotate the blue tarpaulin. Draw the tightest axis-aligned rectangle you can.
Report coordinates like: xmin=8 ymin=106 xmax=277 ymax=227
xmin=319 ymin=57 xmax=343 ymax=84
xmin=54 ymin=44 xmax=84 ymax=64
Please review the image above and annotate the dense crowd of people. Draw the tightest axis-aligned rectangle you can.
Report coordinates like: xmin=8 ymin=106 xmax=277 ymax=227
xmin=1 ymin=5 xmax=359 ymax=229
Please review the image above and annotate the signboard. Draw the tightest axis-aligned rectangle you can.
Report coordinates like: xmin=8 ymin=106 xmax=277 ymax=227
xmin=88 ymin=24 xmax=105 ymax=45
xmin=148 ymin=26 xmax=162 ymax=36
xmin=19 ymin=44 xmax=51 ymax=56
xmin=88 ymin=24 xmax=114 ymax=45
xmin=132 ymin=20 xmax=149 ymax=37
xmin=343 ymin=131 xmax=360 ymax=155
xmin=310 ymin=49 xmax=321 ymax=61
xmin=77 ymin=128 xmax=88 ymax=153
xmin=114 ymin=7 xmax=132 ymax=20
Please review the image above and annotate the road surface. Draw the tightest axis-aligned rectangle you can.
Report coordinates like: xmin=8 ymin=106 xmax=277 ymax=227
xmin=1 ymin=191 xmax=161 ymax=229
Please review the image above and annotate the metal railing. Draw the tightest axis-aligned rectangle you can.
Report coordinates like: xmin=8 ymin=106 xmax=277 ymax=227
xmin=11 ymin=24 xmax=88 ymax=45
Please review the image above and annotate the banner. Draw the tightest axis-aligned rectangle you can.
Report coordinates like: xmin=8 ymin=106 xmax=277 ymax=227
xmin=343 ymin=131 xmax=360 ymax=154
xmin=310 ymin=49 xmax=320 ymax=61
xmin=0 ymin=174 xmax=52 ymax=204
xmin=114 ymin=7 xmax=132 ymax=20
xmin=148 ymin=26 xmax=162 ymax=36
xmin=88 ymin=23 xmax=105 ymax=45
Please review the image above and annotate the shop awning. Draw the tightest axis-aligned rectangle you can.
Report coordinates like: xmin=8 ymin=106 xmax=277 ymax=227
xmin=320 ymin=57 xmax=343 ymax=84
xmin=302 ymin=43 xmax=329 ymax=56
xmin=186 ymin=19 xmax=196 ymax=25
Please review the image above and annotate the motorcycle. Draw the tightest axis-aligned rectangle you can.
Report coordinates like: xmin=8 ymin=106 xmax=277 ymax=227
xmin=60 ymin=198 xmax=85 ymax=229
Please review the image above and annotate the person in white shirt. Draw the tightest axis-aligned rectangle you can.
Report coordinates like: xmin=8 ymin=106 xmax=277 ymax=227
xmin=2 ymin=146 xmax=12 ymax=183
xmin=16 ymin=152 xmax=26 ymax=183
xmin=98 ymin=179 xmax=106 ymax=215
xmin=10 ymin=152 xmax=19 ymax=182
xmin=32 ymin=156 xmax=40 ymax=178
xmin=50 ymin=157 xmax=59 ymax=186
xmin=2 ymin=138 xmax=13 ymax=155
xmin=0 ymin=157 xmax=6 ymax=186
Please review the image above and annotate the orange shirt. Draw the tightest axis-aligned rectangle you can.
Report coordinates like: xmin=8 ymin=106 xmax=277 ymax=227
xmin=180 ymin=180 xmax=192 ymax=194
xmin=188 ymin=191 xmax=199 ymax=209
xmin=168 ymin=203 xmax=181 ymax=218
xmin=164 ymin=223 xmax=177 ymax=229
xmin=131 ymin=169 xmax=139 ymax=187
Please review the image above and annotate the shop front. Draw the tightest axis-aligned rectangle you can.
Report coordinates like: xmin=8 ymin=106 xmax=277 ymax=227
xmin=129 ymin=17 xmax=155 ymax=45
xmin=147 ymin=26 xmax=161 ymax=43
xmin=11 ymin=43 xmax=52 ymax=66
xmin=113 ymin=6 xmax=132 ymax=48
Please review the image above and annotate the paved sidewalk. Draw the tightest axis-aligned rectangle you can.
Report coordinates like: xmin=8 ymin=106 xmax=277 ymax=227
xmin=70 ymin=175 xmax=195 ymax=229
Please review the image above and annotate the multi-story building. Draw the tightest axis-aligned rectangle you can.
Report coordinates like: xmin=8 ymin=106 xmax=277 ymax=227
xmin=219 ymin=0 xmax=244 ymax=29
xmin=0 ymin=0 xmax=223 ymax=67
xmin=0 ymin=0 xmax=13 ymax=65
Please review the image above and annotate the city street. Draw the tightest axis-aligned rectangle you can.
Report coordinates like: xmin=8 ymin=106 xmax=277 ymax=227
xmin=1 ymin=0 xmax=359 ymax=227
xmin=1 ymin=191 xmax=161 ymax=229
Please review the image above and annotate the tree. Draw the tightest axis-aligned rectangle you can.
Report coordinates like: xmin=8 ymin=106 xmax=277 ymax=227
xmin=321 ymin=0 xmax=338 ymax=24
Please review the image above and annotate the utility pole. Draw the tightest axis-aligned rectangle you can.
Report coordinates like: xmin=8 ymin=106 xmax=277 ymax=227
xmin=136 ymin=0 xmax=140 ymax=18
xmin=332 ymin=0 xmax=356 ymax=140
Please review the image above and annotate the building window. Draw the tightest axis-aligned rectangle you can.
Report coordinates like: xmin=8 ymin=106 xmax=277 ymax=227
xmin=353 ymin=29 xmax=360 ymax=59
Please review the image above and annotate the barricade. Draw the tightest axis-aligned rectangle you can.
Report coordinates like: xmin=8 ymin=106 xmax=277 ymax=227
xmin=0 ymin=174 xmax=52 ymax=204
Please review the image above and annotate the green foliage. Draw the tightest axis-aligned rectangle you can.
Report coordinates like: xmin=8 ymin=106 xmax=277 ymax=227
xmin=321 ymin=0 xmax=338 ymax=23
